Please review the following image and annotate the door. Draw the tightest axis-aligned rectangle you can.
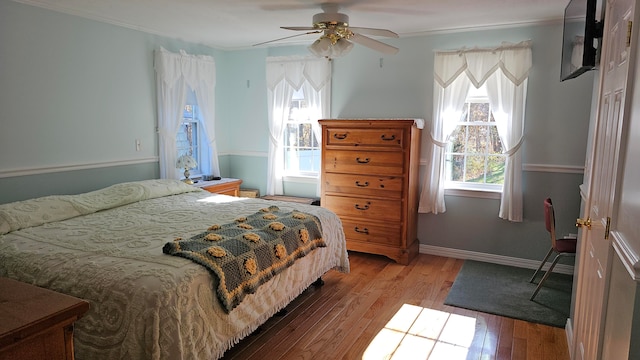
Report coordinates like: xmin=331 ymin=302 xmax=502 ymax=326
xmin=572 ymin=0 xmax=636 ymax=358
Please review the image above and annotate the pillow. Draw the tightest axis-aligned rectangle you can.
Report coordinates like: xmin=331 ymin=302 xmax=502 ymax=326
xmin=0 ymin=179 xmax=202 ymax=235
xmin=0 ymin=196 xmax=83 ymax=235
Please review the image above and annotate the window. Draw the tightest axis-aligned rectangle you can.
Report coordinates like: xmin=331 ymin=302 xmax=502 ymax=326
xmin=266 ymin=57 xmax=330 ymax=195
xmin=420 ymin=42 xmax=530 ymax=220
xmin=445 ymin=86 xmax=505 ymax=191
xmin=154 ymin=48 xmax=219 ymax=181
xmin=176 ymin=104 xmax=202 ymax=175
xmin=283 ymin=89 xmax=321 ymax=177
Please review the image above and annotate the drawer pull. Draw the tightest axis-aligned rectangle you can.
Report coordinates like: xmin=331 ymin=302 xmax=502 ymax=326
xmin=354 ymin=203 xmax=370 ymax=210
xmin=381 ymin=134 xmax=396 ymax=141
xmin=355 ymin=181 xmax=369 ymax=187
xmin=356 ymin=157 xmax=370 ymax=164
xmin=354 ymin=226 xmax=369 ymax=234
xmin=333 ymin=133 xmax=348 ymax=140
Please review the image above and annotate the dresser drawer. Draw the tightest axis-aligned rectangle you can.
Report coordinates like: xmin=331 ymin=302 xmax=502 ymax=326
xmin=325 ymin=127 xmax=404 ymax=148
xmin=341 ymin=219 xmax=402 ymax=246
xmin=323 ymin=195 xmax=401 ymax=222
xmin=323 ymin=173 xmax=403 ymax=198
xmin=324 ymin=149 xmax=404 ymax=176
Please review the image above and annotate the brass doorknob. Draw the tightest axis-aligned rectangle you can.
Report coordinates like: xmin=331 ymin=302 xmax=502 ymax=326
xmin=576 ymin=217 xmax=592 ymax=229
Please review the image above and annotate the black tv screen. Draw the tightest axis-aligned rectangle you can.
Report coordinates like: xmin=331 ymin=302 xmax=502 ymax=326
xmin=560 ymin=0 xmax=603 ymax=81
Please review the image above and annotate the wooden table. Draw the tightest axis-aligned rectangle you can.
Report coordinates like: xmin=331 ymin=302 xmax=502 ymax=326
xmin=0 ymin=277 xmax=90 ymax=360
xmin=193 ymin=178 xmax=242 ymax=196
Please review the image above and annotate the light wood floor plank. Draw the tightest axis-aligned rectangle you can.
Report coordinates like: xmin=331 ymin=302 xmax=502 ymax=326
xmin=221 ymin=251 xmax=570 ymax=360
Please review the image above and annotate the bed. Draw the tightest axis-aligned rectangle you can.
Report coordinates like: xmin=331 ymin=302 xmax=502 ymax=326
xmin=0 ymin=179 xmax=349 ymax=359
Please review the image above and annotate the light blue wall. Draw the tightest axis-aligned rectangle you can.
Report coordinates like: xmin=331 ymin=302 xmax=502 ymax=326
xmin=0 ymin=0 xmax=223 ymax=201
xmin=0 ymin=1 xmax=595 ymax=263
xmin=216 ymin=23 xmax=594 ymax=262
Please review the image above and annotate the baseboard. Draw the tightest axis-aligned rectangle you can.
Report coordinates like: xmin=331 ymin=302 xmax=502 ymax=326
xmin=419 ymin=244 xmax=575 ymax=275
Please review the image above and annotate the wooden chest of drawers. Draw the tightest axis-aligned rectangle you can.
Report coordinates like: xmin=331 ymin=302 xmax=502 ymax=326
xmin=319 ymin=119 xmax=422 ymax=265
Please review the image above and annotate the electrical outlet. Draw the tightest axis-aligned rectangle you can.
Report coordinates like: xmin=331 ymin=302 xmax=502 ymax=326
xmin=135 ymin=139 xmax=141 ymax=151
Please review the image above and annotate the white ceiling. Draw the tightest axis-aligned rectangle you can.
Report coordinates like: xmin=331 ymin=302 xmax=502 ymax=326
xmin=13 ymin=0 xmax=567 ymax=50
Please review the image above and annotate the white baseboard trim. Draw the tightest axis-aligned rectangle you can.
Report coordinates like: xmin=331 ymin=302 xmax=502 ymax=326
xmin=419 ymin=244 xmax=575 ymax=275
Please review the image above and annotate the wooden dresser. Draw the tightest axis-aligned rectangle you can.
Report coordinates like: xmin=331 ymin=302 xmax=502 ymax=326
xmin=0 ymin=277 xmax=90 ymax=360
xmin=319 ymin=119 xmax=422 ymax=265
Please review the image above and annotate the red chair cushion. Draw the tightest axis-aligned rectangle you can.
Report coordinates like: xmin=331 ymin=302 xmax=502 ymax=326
xmin=555 ymin=238 xmax=577 ymax=253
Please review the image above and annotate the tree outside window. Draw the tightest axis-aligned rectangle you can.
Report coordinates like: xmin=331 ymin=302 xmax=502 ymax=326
xmin=283 ymin=89 xmax=321 ymax=177
xmin=445 ymin=87 xmax=505 ymax=190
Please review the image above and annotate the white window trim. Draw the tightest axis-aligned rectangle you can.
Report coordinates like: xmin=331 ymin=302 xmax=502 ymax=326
xmin=177 ymin=103 xmax=211 ymax=179
xmin=283 ymin=91 xmax=321 ymax=178
xmin=282 ymin=174 xmax=319 ymax=184
xmin=444 ymin=89 xmax=505 ymax=194
xmin=444 ymin=186 xmax=502 ymax=199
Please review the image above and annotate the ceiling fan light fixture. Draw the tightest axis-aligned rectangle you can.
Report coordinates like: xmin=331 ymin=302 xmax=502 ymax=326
xmin=308 ymin=36 xmax=333 ymax=57
xmin=308 ymin=35 xmax=353 ymax=58
xmin=275 ymin=3 xmax=398 ymax=57
xmin=334 ymin=38 xmax=354 ymax=55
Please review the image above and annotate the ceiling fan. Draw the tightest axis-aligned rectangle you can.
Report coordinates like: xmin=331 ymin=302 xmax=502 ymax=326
xmin=254 ymin=3 xmax=399 ymax=58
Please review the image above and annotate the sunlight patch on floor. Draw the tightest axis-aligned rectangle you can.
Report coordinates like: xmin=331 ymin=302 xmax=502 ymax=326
xmin=362 ymin=304 xmax=476 ymax=360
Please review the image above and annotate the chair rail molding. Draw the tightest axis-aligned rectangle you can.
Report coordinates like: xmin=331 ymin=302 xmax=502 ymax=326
xmin=0 ymin=157 xmax=159 ymax=178
xmin=418 ymin=160 xmax=584 ymax=174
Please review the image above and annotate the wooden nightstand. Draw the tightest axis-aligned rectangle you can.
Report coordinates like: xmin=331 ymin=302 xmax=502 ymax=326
xmin=193 ymin=178 xmax=243 ymax=196
xmin=0 ymin=277 xmax=90 ymax=360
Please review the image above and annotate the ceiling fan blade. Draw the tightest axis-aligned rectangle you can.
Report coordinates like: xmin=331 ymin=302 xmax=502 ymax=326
xmin=350 ymin=33 xmax=398 ymax=54
xmin=253 ymin=31 xmax=321 ymax=47
xmin=281 ymin=26 xmax=317 ymax=31
xmin=348 ymin=27 xmax=398 ymax=38
xmin=260 ymin=4 xmax=317 ymax=11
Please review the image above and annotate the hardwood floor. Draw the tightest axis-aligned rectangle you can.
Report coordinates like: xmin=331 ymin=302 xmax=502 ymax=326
xmin=221 ymin=252 xmax=570 ymax=360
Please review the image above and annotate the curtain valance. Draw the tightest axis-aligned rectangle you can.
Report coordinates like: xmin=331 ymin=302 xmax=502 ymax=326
xmin=155 ymin=47 xmax=216 ymax=90
xmin=266 ymin=56 xmax=331 ymax=91
xmin=434 ymin=40 xmax=532 ymax=88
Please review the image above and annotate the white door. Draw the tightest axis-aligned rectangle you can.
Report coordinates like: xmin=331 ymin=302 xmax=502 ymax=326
xmin=572 ymin=0 xmax=636 ymax=358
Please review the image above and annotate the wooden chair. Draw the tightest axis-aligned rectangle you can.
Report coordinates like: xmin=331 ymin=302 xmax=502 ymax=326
xmin=529 ymin=197 xmax=577 ymax=301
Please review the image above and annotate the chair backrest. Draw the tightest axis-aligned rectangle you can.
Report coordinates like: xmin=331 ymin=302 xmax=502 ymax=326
xmin=544 ymin=197 xmax=557 ymax=246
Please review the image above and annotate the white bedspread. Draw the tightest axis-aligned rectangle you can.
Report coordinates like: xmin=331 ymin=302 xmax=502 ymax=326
xmin=0 ymin=180 xmax=349 ymax=359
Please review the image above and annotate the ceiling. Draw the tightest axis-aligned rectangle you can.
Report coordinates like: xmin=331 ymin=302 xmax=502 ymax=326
xmin=13 ymin=0 xmax=567 ymax=50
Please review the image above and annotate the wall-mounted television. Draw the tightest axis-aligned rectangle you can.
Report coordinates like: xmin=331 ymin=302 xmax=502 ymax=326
xmin=560 ymin=0 xmax=604 ymax=81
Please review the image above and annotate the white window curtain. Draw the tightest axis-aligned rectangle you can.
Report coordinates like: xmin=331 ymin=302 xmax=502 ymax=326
xmin=419 ymin=40 xmax=532 ymax=222
xmin=154 ymin=47 xmax=220 ymax=179
xmin=265 ymin=56 xmax=331 ymax=196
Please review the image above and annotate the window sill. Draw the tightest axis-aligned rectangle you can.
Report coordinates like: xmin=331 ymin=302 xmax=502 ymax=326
xmin=444 ymin=187 xmax=501 ymax=199
xmin=282 ymin=175 xmax=319 ymax=184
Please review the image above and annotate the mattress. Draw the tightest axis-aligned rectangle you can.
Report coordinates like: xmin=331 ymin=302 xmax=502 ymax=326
xmin=0 ymin=179 xmax=349 ymax=359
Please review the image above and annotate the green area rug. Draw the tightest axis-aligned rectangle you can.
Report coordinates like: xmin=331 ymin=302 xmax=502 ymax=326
xmin=444 ymin=260 xmax=573 ymax=328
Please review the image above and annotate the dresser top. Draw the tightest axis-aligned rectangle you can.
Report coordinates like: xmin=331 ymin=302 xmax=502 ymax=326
xmin=0 ymin=277 xmax=90 ymax=347
xmin=192 ymin=177 xmax=241 ymax=188
xmin=319 ymin=118 xmax=425 ymax=129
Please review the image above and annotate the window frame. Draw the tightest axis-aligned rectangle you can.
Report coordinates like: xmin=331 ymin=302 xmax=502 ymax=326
xmin=176 ymin=104 xmax=205 ymax=177
xmin=282 ymin=92 xmax=321 ymax=179
xmin=444 ymin=89 xmax=506 ymax=195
